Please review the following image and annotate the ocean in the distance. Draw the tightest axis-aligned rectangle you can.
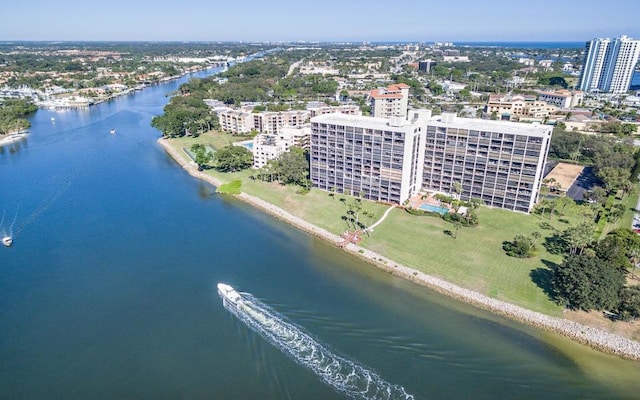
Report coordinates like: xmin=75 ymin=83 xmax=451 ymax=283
xmin=2 ymin=56 xmax=640 ymax=400
xmin=453 ymin=41 xmax=584 ymax=49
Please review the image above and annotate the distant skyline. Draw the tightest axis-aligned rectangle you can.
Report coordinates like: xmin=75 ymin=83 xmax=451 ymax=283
xmin=2 ymin=0 xmax=639 ymax=42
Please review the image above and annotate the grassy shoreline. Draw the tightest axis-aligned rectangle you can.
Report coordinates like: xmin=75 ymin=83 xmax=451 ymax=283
xmin=157 ymin=132 xmax=640 ymax=360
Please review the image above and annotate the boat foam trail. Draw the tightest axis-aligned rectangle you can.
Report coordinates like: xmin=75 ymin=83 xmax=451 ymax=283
xmin=0 ymin=210 xmax=5 ymax=236
xmin=218 ymin=283 xmax=413 ymax=400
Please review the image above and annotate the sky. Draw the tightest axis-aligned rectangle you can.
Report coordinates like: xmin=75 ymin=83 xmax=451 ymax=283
xmin=1 ymin=0 xmax=639 ymax=42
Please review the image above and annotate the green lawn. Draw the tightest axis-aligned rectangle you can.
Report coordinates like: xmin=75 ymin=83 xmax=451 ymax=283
xmin=604 ymin=189 xmax=639 ymax=235
xmin=162 ymin=133 xmax=640 ymax=317
xmin=199 ymin=166 xmax=390 ymax=235
xmin=167 ymin=130 xmax=253 ymax=151
xmin=163 ymin=132 xmax=390 ymax=235
xmin=361 ymin=207 xmax=567 ymax=315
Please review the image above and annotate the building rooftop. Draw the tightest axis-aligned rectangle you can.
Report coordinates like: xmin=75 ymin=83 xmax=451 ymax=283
xmin=370 ymin=89 xmax=403 ymax=99
xmin=369 ymin=83 xmax=410 ymax=99
xmin=544 ymin=162 xmax=584 ymax=191
xmin=311 ymin=113 xmax=419 ymax=131
xmin=429 ymin=115 xmax=552 ymax=137
xmin=388 ymin=83 xmax=410 ymax=90
xmin=538 ymin=89 xmax=584 ymax=97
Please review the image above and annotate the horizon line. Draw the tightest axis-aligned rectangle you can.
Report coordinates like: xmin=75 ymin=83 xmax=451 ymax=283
xmin=0 ymin=39 xmax=589 ymax=44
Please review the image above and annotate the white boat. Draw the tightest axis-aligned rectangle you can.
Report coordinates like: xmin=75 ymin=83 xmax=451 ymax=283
xmin=216 ymin=283 xmax=414 ymax=399
xmin=51 ymin=117 xmax=55 ymax=122
xmin=110 ymin=128 xmax=116 ymax=134
xmin=217 ymin=283 xmax=242 ymax=308
xmin=2 ymin=235 xmax=12 ymax=247
xmin=1 ymin=209 xmax=18 ymax=247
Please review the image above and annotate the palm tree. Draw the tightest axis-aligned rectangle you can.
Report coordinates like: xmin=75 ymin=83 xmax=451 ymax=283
xmin=452 ymin=182 xmax=462 ymax=200
xmin=453 ymin=221 xmax=462 ymax=239
xmin=536 ymin=199 xmax=548 ymax=218
xmin=543 ymin=198 xmax=557 ymax=219
xmin=366 ymin=211 xmax=375 ymax=229
xmin=531 ymin=231 xmax=542 ymax=248
xmin=607 ymin=203 xmax=625 ymax=222
xmin=578 ymin=203 xmax=596 ymax=222
xmin=621 ymin=180 xmax=635 ymax=198
xmin=563 ymin=223 xmax=594 ymax=255
xmin=361 ymin=211 xmax=374 ymax=235
xmin=469 ymin=198 xmax=483 ymax=210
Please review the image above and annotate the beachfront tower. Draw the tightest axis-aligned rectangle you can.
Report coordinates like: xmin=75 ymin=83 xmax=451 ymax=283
xmin=578 ymin=35 xmax=640 ymax=94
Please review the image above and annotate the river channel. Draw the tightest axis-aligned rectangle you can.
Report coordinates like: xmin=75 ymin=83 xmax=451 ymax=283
xmin=1 ymin=68 xmax=639 ymax=399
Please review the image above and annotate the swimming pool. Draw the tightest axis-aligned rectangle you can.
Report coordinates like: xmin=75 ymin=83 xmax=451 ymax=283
xmin=418 ymin=204 xmax=449 ymax=214
xmin=235 ymin=140 xmax=254 ymax=151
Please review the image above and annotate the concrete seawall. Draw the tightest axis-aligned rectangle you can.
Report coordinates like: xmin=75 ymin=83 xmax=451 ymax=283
xmin=158 ymin=137 xmax=640 ymax=361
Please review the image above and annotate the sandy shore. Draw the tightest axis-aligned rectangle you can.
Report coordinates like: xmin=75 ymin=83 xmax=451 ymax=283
xmin=0 ymin=132 xmax=28 ymax=147
xmin=158 ymin=138 xmax=640 ymax=361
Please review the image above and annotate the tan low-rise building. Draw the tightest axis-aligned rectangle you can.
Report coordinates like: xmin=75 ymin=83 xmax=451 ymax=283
xmin=219 ymin=110 xmax=254 ymax=134
xmin=252 ymin=125 xmax=312 ymax=168
xmin=537 ymin=89 xmax=584 ymax=108
xmin=253 ymin=110 xmax=309 ymax=135
xmin=219 ymin=109 xmax=310 ymax=135
xmin=370 ymin=83 xmax=410 ymax=119
xmin=486 ymin=94 xmax=557 ymax=121
xmin=306 ymin=103 xmax=362 ymax=118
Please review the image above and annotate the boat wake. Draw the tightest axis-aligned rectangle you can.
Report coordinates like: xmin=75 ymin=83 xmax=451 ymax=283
xmin=1 ymin=208 xmax=18 ymax=246
xmin=218 ymin=284 xmax=413 ymax=400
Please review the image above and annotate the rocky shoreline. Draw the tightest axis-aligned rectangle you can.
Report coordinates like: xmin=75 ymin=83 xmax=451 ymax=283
xmin=158 ymin=138 xmax=640 ymax=361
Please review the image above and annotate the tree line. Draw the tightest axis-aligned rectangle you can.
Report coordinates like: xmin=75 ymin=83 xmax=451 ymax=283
xmin=0 ymin=99 xmax=37 ymax=135
xmin=152 ymin=54 xmax=347 ymax=138
xmin=549 ymin=126 xmax=638 ymax=192
xmin=550 ymin=228 xmax=640 ymax=320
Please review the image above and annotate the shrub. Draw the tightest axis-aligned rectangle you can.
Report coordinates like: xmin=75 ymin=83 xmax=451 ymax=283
xmin=443 ymin=211 xmax=478 ymax=227
xmin=503 ymin=234 xmax=537 ymax=258
xmin=405 ymin=207 xmax=441 ymax=218
xmin=434 ymin=193 xmax=454 ymax=204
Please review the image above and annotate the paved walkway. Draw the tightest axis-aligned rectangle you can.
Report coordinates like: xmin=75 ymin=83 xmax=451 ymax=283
xmin=367 ymin=205 xmax=396 ymax=231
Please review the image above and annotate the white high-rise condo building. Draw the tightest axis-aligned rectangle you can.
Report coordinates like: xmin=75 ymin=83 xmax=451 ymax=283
xmin=578 ymin=35 xmax=640 ymax=94
xmin=310 ymin=111 xmax=551 ymax=213
xmin=422 ymin=114 xmax=552 ymax=213
xmin=310 ymin=111 xmax=430 ymax=204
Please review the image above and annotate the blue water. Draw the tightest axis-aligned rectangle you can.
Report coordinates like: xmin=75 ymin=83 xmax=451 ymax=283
xmin=237 ymin=139 xmax=254 ymax=151
xmin=454 ymin=41 xmax=584 ymax=49
xmin=418 ymin=204 xmax=449 ymax=214
xmin=1 ymin=66 xmax=639 ymax=399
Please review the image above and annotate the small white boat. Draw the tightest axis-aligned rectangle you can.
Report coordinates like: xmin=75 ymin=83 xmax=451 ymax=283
xmin=217 ymin=283 xmax=242 ymax=308
xmin=51 ymin=117 xmax=55 ymax=122
xmin=2 ymin=235 xmax=12 ymax=247
xmin=110 ymin=128 xmax=116 ymax=134
xmin=1 ymin=209 xmax=18 ymax=247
